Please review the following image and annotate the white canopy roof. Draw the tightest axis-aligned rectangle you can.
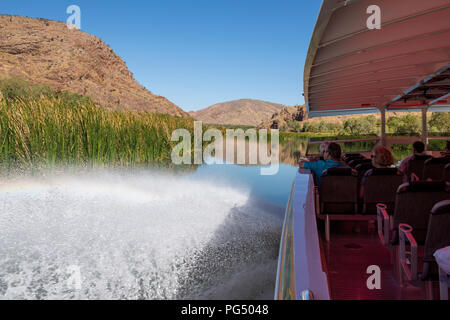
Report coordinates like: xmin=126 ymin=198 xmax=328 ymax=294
xmin=304 ymin=0 xmax=450 ymax=117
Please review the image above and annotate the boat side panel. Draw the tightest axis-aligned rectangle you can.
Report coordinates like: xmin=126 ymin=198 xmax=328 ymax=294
xmin=274 ymin=179 xmax=297 ymax=300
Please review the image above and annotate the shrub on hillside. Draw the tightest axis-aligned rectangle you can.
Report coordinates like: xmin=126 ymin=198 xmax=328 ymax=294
xmin=0 ymin=77 xmax=91 ymax=107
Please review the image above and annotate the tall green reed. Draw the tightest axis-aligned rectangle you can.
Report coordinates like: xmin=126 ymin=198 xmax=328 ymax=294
xmin=0 ymin=94 xmax=194 ymax=170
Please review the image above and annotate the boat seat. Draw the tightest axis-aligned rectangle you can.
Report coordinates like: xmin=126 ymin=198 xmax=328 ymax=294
xmin=423 ymin=157 xmax=450 ymax=181
xmin=355 ymin=162 xmax=374 ymax=173
xmin=420 ymin=200 xmax=450 ymax=282
xmin=396 ymin=199 xmax=450 ymax=298
xmin=378 ymin=182 xmax=449 ymax=284
xmin=406 ymin=155 xmax=432 ymax=182
xmin=355 ymin=162 xmax=375 ymax=186
xmin=390 ymin=181 xmax=449 ymax=246
xmin=343 ymin=153 xmax=364 ymax=164
xmin=320 ymin=168 xmax=358 ymax=215
xmin=319 ymin=168 xmax=370 ymax=242
xmin=354 ymin=163 xmax=374 ymax=178
xmin=445 ymin=164 xmax=450 ymax=182
xmin=361 ymin=168 xmax=403 ymax=215
xmin=348 ymin=158 xmax=372 ymax=168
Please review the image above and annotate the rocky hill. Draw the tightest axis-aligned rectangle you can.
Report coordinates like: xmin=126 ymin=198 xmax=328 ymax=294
xmin=257 ymin=105 xmax=307 ymax=129
xmin=189 ymin=99 xmax=285 ymax=126
xmin=0 ymin=15 xmax=188 ymax=117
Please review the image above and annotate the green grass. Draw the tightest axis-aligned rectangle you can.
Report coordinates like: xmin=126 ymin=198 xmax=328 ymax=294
xmin=0 ymin=92 xmax=194 ymax=170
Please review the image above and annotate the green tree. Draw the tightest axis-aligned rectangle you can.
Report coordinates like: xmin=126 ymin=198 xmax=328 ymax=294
xmin=401 ymin=114 xmax=421 ymax=134
xmin=387 ymin=114 xmax=421 ymax=135
xmin=288 ymin=121 xmax=302 ymax=132
xmin=429 ymin=112 xmax=450 ymax=134
xmin=343 ymin=118 xmax=358 ymax=134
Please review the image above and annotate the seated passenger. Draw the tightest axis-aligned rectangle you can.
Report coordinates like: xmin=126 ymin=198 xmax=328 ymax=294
xmin=441 ymin=140 xmax=450 ymax=157
xmin=371 ymin=145 xmax=395 ymax=169
xmin=307 ymin=141 xmax=330 ymax=162
xmin=318 ymin=141 xmax=330 ymax=161
xmin=299 ymin=142 xmax=345 ymax=186
xmin=398 ymin=141 xmax=427 ymax=180
xmin=360 ymin=145 xmax=396 ymax=198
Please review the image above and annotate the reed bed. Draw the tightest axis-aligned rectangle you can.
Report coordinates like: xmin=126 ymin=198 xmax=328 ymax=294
xmin=0 ymin=95 xmax=194 ymax=170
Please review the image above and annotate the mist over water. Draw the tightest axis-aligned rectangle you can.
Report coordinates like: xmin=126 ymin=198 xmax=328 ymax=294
xmin=0 ymin=170 xmax=284 ymax=300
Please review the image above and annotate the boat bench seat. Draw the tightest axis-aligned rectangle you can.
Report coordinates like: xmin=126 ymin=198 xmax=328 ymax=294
xmin=420 ymin=200 xmax=450 ymax=282
xmin=423 ymin=157 xmax=450 ymax=181
xmin=320 ymin=168 xmax=358 ymax=215
xmin=319 ymin=167 xmax=376 ymax=242
xmin=343 ymin=153 xmax=364 ymax=164
xmin=376 ymin=182 xmax=449 ymax=287
xmin=390 ymin=181 xmax=449 ymax=246
xmin=361 ymin=168 xmax=403 ymax=215
xmin=407 ymin=155 xmax=432 ymax=182
xmin=395 ymin=200 xmax=450 ymax=300
xmin=348 ymin=158 xmax=372 ymax=168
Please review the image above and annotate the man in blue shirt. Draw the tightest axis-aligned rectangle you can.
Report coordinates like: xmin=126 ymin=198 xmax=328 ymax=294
xmin=299 ymin=142 xmax=345 ymax=185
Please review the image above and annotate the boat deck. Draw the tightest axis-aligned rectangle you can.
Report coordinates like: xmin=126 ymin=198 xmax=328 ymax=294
xmin=320 ymin=222 xmax=427 ymax=300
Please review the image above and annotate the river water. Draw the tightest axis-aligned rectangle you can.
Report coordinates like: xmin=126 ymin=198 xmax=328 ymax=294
xmin=0 ymin=136 xmax=413 ymax=300
xmin=0 ymin=162 xmax=298 ymax=300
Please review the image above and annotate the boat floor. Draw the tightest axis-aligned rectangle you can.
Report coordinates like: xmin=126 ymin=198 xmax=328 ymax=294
xmin=319 ymin=221 xmax=428 ymax=300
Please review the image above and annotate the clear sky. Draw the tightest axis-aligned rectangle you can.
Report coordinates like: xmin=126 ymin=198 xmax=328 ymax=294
xmin=1 ymin=1 xmax=322 ymax=111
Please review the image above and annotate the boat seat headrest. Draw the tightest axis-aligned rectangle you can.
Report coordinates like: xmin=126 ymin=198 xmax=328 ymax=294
xmin=411 ymin=155 xmax=432 ymax=161
xmin=397 ymin=181 xmax=448 ymax=194
xmin=322 ymin=167 xmax=354 ymax=176
xmin=365 ymin=168 xmax=400 ymax=176
xmin=425 ymin=157 xmax=450 ymax=165
xmin=431 ymin=200 xmax=450 ymax=216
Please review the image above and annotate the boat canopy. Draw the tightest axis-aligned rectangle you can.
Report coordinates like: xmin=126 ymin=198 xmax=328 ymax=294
xmin=304 ymin=0 xmax=450 ymax=118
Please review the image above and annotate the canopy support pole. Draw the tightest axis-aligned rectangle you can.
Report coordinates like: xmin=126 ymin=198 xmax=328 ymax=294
xmin=380 ymin=107 xmax=386 ymax=146
xmin=422 ymin=107 xmax=429 ymax=147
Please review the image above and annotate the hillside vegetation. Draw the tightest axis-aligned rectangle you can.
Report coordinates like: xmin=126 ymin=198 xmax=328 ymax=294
xmin=261 ymin=105 xmax=450 ymax=136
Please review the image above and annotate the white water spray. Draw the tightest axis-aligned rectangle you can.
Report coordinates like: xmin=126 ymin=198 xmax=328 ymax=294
xmin=0 ymin=170 xmax=282 ymax=300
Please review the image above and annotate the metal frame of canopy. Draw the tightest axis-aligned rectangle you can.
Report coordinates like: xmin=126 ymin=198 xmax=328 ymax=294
xmin=304 ymin=0 xmax=450 ymax=145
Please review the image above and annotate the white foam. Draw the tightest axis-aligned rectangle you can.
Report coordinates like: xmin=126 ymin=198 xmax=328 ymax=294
xmin=0 ymin=170 xmax=282 ymax=300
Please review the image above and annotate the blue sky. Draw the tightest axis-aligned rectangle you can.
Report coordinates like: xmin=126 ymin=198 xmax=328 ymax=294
xmin=1 ymin=1 xmax=321 ymax=111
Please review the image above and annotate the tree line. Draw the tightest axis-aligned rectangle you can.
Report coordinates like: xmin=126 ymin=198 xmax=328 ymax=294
xmin=280 ymin=113 xmax=450 ymax=136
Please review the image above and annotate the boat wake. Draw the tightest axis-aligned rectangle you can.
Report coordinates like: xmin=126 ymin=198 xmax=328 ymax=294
xmin=0 ymin=170 xmax=283 ymax=300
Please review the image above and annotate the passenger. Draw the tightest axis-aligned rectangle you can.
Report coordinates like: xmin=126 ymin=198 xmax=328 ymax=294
xmin=318 ymin=141 xmax=330 ymax=161
xmin=360 ymin=145 xmax=395 ymax=198
xmin=371 ymin=145 xmax=395 ymax=169
xmin=299 ymin=142 xmax=345 ymax=186
xmin=398 ymin=141 xmax=427 ymax=179
xmin=308 ymin=141 xmax=330 ymax=161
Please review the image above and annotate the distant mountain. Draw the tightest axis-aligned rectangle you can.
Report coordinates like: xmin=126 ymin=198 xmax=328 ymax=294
xmin=0 ymin=15 xmax=189 ymax=117
xmin=189 ymin=99 xmax=286 ymax=126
